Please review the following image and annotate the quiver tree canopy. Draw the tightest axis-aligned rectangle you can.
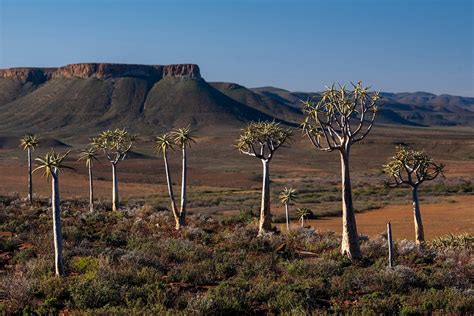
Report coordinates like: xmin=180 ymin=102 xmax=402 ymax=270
xmin=301 ymin=81 xmax=380 ymax=151
xmin=20 ymin=134 xmax=39 ymax=151
xmin=33 ymin=150 xmax=72 ymax=179
xmin=383 ymin=145 xmax=445 ymax=188
xmin=91 ymin=128 xmax=136 ymax=163
xmin=236 ymin=121 xmax=292 ymax=161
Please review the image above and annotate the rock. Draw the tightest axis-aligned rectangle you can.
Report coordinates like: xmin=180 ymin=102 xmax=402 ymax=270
xmin=0 ymin=63 xmax=201 ymax=83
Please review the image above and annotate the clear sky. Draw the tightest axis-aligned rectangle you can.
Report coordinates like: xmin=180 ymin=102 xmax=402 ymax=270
xmin=0 ymin=0 xmax=472 ymax=96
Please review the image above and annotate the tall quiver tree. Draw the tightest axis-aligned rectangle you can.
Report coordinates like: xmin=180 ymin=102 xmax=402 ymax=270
xmin=33 ymin=150 xmax=71 ymax=276
xmin=154 ymin=133 xmax=181 ymax=229
xmin=20 ymin=134 xmax=39 ymax=203
xmin=78 ymin=147 xmax=99 ymax=212
xmin=236 ymin=121 xmax=292 ymax=236
xmin=92 ymin=129 xmax=135 ymax=211
xmin=279 ymin=187 xmax=297 ymax=232
xmin=383 ymin=146 xmax=444 ymax=245
xmin=302 ymin=82 xmax=380 ymax=260
xmin=172 ymin=126 xmax=196 ymax=228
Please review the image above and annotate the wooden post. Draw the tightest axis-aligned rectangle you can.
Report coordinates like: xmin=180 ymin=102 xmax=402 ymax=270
xmin=387 ymin=222 xmax=395 ymax=268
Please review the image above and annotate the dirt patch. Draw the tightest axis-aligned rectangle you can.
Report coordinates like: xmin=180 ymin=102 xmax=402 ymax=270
xmin=294 ymin=195 xmax=474 ymax=240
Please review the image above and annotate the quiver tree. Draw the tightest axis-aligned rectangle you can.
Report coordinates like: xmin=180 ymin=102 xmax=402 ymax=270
xmin=302 ymin=82 xmax=380 ymax=260
xmin=33 ymin=149 xmax=71 ymax=276
xmin=92 ymin=129 xmax=136 ymax=211
xmin=296 ymin=207 xmax=311 ymax=228
xmin=78 ymin=147 xmax=99 ymax=212
xmin=279 ymin=187 xmax=297 ymax=232
xmin=383 ymin=145 xmax=444 ymax=245
xmin=154 ymin=133 xmax=181 ymax=229
xmin=20 ymin=134 xmax=39 ymax=203
xmin=171 ymin=126 xmax=196 ymax=228
xmin=236 ymin=121 xmax=292 ymax=236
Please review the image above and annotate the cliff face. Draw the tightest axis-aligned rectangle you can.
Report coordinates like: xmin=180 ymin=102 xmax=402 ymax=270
xmin=0 ymin=63 xmax=201 ymax=83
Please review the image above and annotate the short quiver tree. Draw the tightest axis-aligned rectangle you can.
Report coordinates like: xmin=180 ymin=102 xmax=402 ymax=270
xmin=279 ymin=187 xmax=297 ymax=232
xmin=78 ymin=147 xmax=99 ymax=212
xmin=302 ymin=82 xmax=380 ymax=260
xmin=236 ymin=121 xmax=292 ymax=236
xmin=34 ymin=149 xmax=71 ymax=276
xmin=296 ymin=207 xmax=311 ymax=228
xmin=92 ymin=129 xmax=135 ymax=211
xmin=20 ymin=134 xmax=39 ymax=203
xmin=383 ymin=145 xmax=444 ymax=245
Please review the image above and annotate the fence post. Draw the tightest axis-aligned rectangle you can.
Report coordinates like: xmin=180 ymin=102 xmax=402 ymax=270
xmin=387 ymin=222 xmax=395 ymax=268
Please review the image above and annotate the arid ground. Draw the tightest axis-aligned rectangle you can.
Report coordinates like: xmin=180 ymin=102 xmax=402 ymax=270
xmin=1 ymin=124 xmax=472 ymax=241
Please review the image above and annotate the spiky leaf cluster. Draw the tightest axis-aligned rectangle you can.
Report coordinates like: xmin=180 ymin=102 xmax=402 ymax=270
xmin=78 ymin=147 xmax=99 ymax=168
xmin=20 ymin=134 xmax=39 ymax=151
xmin=296 ymin=207 xmax=312 ymax=220
xmin=383 ymin=145 xmax=444 ymax=187
xmin=302 ymin=81 xmax=380 ymax=151
xmin=279 ymin=187 xmax=297 ymax=205
xmin=154 ymin=133 xmax=175 ymax=155
xmin=172 ymin=126 xmax=196 ymax=149
xmin=236 ymin=121 xmax=292 ymax=160
xmin=34 ymin=150 xmax=71 ymax=180
xmin=92 ymin=128 xmax=136 ymax=164
xmin=154 ymin=126 xmax=196 ymax=155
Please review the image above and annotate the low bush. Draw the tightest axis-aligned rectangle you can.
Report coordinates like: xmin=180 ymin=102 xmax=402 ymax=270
xmin=0 ymin=197 xmax=472 ymax=314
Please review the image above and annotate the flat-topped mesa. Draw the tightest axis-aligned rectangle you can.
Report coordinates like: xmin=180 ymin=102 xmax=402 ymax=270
xmin=0 ymin=68 xmax=53 ymax=84
xmin=0 ymin=63 xmax=201 ymax=83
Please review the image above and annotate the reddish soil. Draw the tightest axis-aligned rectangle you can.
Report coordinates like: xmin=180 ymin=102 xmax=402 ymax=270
xmin=291 ymin=195 xmax=474 ymax=240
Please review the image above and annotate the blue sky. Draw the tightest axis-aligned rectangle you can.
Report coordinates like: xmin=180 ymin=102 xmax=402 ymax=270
xmin=0 ymin=0 xmax=472 ymax=96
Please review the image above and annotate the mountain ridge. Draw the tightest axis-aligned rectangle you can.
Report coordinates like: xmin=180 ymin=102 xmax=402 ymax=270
xmin=0 ymin=63 xmax=473 ymax=137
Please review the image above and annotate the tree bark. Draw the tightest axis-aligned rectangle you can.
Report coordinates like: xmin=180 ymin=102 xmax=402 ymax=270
xmin=88 ymin=164 xmax=94 ymax=212
xmin=258 ymin=159 xmax=272 ymax=235
xmin=28 ymin=148 xmax=33 ymax=203
xmin=51 ymin=170 xmax=64 ymax=276
xmin=112 ymin=163 xmax=119 ymax=211
xmin=163 ymin=152 xmax=180 ymax=229
xmin=179 ymin=146 xmax=187 ymax=226
xmin=340 ymin=149 xmax=361 ymax=260
xmin=285 ymin=203 xmax=290 ymax=232
xmin=412 ymin=186 xmax=425 ymax=245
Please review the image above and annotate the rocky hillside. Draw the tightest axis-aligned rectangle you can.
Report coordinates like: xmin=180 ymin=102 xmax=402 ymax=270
xmin=0 ymin=63 xmax=274 ymax=136
xmin=0 ymin=63 xmax=473 ymax=139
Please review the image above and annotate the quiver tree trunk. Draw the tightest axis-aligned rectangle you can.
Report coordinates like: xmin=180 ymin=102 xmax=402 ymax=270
xmin=340 ymin=150 xmax=361 ymax=260
xmin=163 ymin=152 xmax=180 ymax=229
xmin=179 ymin=146 xmax=187 ymax=227
xmin=411 ymin=186 xmax=425 ymax=245
xmin=88 ymin=164 xmax=94 ymax=212
xmin=285 ymin=203 xmax=290 ymax=232
xmin=51 ymin=170 xmax=64 ymax=276
xmin=112 ymin=163 xmax=119 ymax=211
xmin=258 ymin=159 xmax=272 ymax=235
xmin=28 ymin=148 xmax=33 ymax=203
